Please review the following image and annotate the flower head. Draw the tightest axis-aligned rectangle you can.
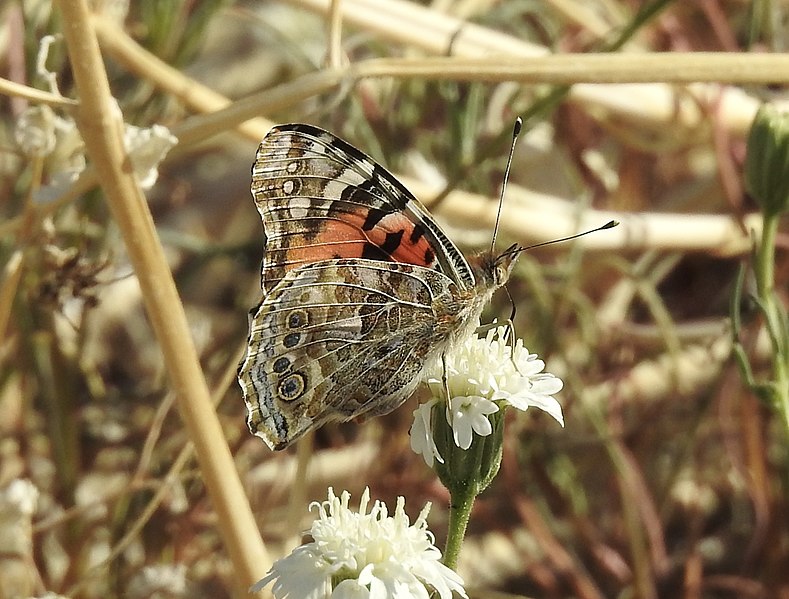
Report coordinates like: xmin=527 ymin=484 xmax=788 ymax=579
xmin=446 ymin=395 xmax=499 ymax=450
xmin=128 ymin=564 xmax=187 ymax=598
xmin=410 ymin=324 xmax=563 ymax=467
xmin=0 ymin=479 xmax=39 ymax=556
xmin=17 ymin=37 xmax=177 ymax=203
xmin=255 ymin=488 xmax=467 ymax=599
xmin=123 ymin=123 xmax=178 ymax=189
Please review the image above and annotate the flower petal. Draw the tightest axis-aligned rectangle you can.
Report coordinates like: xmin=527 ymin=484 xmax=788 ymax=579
xmin=448 ymin=396 xmax=498 ymax=449
xmin=333 ymin=579 xmax=371 ymax=599
xmin=410 ymin=400 xmax=444 ymax=466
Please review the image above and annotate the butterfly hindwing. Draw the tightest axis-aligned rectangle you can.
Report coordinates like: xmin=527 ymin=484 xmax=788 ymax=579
xmin=238 ymin=259 xmax=462 ymax=449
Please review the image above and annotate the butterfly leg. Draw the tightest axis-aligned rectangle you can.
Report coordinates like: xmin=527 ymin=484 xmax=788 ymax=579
xmin=474 ymin=319 xmax=510 ymax=338
xmin=474 ymin=318 xmax=519 ymax=345
xmin=441 ymin=353 xmax=451 ymax=402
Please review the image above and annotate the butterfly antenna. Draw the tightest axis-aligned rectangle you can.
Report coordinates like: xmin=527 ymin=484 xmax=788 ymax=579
xmin=514 ymin=220 xmax=619 ymax=254
xmin=490 ymin=117 xmax=523 ymax=255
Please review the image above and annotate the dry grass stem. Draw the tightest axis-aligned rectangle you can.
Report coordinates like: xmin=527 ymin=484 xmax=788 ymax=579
xmin=290 ymin=0 xmax=550 ymax=56
xmin=406 ymin=179 xmax=761 ymax=254
xmin=0 ymin=76 xmax=78 ymax=107
xmin=171 ymin=68 xmax=347 ymax=148
xmin=0 ymin=251 xmax=24 ymax=340
xmin=54 ymin=0 xmax=269 ymax=592
xmin=352 ymin=54 xmax=789 ymax=85
xmin=91 ymin=15 xmax=274 ymax=139
xmin=288 ymin=0 xmax=762 ymax=135
xmin=582 ymin=334 xmax=732 ymax=410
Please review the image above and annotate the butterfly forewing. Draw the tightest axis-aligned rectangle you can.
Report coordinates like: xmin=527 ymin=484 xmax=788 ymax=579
xmin=251 ymin=124 xmax=475 ymax=292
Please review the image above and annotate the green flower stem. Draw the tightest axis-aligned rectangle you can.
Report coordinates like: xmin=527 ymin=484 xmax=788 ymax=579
xmin=755 ymin=213 xmax=778 ymax=299
xmin=434 ymin=408 xmax=505 ymax=571
xmin=755 ymin=213 xmax=789 ymax=429
xmin=443 ymin=484 xmax=476 ymax=571
xmin=775 ymin=350 xmax=789 ymax=433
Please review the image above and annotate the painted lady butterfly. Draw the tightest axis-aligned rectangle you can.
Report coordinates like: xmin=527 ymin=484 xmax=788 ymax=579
xmin=238 ymin=123 xmax=521 ymax=450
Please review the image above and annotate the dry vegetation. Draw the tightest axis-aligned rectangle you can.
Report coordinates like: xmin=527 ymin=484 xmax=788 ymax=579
xmin=1 ymin=0 xmax=788 ymax=598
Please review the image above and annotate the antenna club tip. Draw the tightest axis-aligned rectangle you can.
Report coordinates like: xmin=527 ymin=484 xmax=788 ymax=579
xmin=513 ymin=117 xmax=523 ymax=136
xmin=602 ymin=220 xmax=619 ymax=229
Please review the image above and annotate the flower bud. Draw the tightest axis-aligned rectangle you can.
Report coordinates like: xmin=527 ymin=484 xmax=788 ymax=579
xmin=745 ymin=105 xmax=789 ymax=217
xmin=433 ymin=404 xmax=504 ymax=497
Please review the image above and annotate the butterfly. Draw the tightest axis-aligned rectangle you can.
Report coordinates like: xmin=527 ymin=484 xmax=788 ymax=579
xmin=237 ymin=123 xmax=521 ymax=450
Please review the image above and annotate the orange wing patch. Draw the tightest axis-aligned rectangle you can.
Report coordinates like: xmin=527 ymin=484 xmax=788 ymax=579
xmin=276 ymin=206 xmax=438 ymax=274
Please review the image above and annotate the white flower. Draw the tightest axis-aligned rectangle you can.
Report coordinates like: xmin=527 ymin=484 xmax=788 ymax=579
xmin=254 ymin=488 xmax=467 ymax=599
xmin=15 ymin=106 xmax=58 ymax=157
xmin=0 ymin=479 xmax=39 ymax=555
xmin=413 ymin=324 xmax=564 ymax=465
xmin=127 ymin=563 xmax=187 ymax=598
xmin=123 ymin=123 xmax=178 ymax=189
xmin=0 ymin=479 xmax=39 ymax=516
xmin=16 ymin=36 xmax=87 ymax=203
xmin=24 ymin=119 xmax=176 ymax=202
xmin=18 ymin=38 xmax=176 ymax=198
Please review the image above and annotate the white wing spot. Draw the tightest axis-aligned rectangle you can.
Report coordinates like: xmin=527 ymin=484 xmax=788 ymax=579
xmin=282 ymin=180 xmax=295 ymax=195
xmin=286 ymin=161 xmax=299 ymax=173
xmin=289 ymin=196 xmax=310 ymax=218
xmin=324 ymin=168 xmax=365 ymax=201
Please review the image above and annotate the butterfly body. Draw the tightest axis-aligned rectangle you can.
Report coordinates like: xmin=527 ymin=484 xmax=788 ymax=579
xmin=238 ymin=124 xmax=517 ymax=450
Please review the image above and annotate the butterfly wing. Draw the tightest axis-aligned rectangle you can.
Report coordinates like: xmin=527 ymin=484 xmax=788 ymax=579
xmin=251 ymin=123 xmax=475 ymax=292
xmin=238 ymin=259 xmax=465 ymax=450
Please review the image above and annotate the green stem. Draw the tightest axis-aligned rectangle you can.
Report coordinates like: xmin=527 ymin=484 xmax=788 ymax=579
xmin=442 ymin=485 xmax=476 ymax=571
xmin=754 ymin=213 xmax=777 ymax=298
xmin=755 ymin=213 xmax=789 ymax=430
xmin=776 ymin=350 xmax=789 ymax=434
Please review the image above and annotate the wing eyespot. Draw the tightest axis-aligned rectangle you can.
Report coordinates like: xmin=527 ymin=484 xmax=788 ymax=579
xmin=287 ymin=309 xmax=309 ymax=329
xmin=283 ymin=332 xmax=301 ymax=348
xmin=273 ymin=356 xmax=291 ymax=373
xmin=277 ymin=372 xmax=307 ymax=401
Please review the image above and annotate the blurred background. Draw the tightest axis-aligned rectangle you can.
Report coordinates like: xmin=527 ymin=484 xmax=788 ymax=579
xmin=1 ymin=1 xmax=787 ymax=597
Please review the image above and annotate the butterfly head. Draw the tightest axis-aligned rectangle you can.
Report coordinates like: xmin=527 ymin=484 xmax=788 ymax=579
xmin=493 ymin=243 xmax=524 ymax=285
xmin=473 ymin=243 xmax=522 ymax=290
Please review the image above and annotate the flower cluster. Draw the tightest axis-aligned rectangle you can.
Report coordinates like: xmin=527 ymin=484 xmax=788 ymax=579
xmin=15 ymin=36 xmax=177 ymax=202
xmin=255 ymin=488 xmax=467 ymax=599
xmin=127 ymin=564 xmax=188 ymax=598
xmin=410 ymin=323 xmax=564 ymax=467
